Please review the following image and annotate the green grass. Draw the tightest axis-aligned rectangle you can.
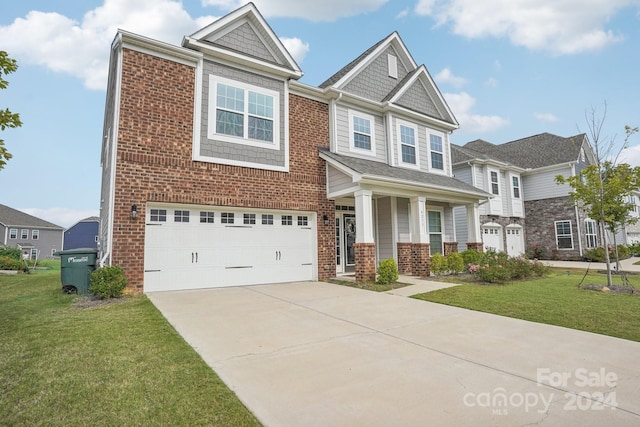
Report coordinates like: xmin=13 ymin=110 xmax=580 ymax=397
xmin=0 ymin=269 xmax=261 ymax=426
xmin=414 ymin=269 xmax=640 ymax=342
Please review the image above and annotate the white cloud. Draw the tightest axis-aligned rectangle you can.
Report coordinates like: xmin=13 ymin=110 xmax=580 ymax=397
xmin=617 ymin=145 xmax=640 ymax=167
xmin=396 ymin=8 xmax=410 ymax=19
xmin=444 ymin=92 xmax=510 ymax=133
xmin=415 ymin=0 xmax=634 ymax=54
xmin=280 ymin=37 xmax=310 ymax=64
xmin=484 ymin=77 xmax=499 ymax=87
xmin=19 ymin=207 xmax=99 ymax=229
xmin=0 ymin=0 xmax=218 ymax=90
xmin=534 ymin=112 xmax=559 ymax=122
xmin=434 ymin=67 xmax=468 ymax=88
xmin=203 ymin=0 xmax=389 ymax=21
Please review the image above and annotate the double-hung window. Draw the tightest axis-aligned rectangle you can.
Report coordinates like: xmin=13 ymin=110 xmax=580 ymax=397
xmin=428 ymin=210 xmax=443 ymax=255
xmin=429 ymin=134 xmax=444 ymax=171
xmin=210 ymin=76 xmax=279 ymax=148
xmin=32 ymin=230 xmax=39 ymax=240
xmin=512 ymin=176 xmax=520 ymax=198
xmin=21 ymin=229 xmax=28 ymax=239
xmin=348 ymin=111 xmax=375 ymax=155
xmin=585 ymin=219 xmax=597 ymax=248
xmin=490 ymin=171 xmax=499 ymax=195
xmin=398 ymin=120 xmax=418 ymax=168
xmin=555 ymin=220 xmax=573 ymax=249
xmin=9 ymin=228 xmax=17 ymax=239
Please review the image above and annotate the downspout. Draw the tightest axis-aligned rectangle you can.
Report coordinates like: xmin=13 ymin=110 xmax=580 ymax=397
xmin=329 ymin=92 xmax=342 ymax=152
xmin=571 ymin=163 xmax=584 ymax=257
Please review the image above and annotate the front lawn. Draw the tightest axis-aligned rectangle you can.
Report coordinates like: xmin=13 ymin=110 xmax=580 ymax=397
xmin=413 ymin=269 xmax=640 ymax=342
xmin=0 ymin=269 xmax=260 ymax=426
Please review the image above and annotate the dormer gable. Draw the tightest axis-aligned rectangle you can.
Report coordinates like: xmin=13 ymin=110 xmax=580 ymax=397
xmin=182 ymin=2 xmax=302 ymax=79
xmin=384 ymin=65 xmax=458 ymax=126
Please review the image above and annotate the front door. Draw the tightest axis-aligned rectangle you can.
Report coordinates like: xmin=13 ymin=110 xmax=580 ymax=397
xmin=336 ymin=213 xmax=356 ymax=273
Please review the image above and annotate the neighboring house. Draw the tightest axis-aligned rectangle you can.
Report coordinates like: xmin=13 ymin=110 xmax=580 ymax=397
xmin=452 ymin=133 xmax=599 ymax=260
xmin=0 ymin=203 xmax=64 ymax=259
xmin=99 ymin=3 xmax=488 ymax=293
xmin=63 ymin=217 xmax=99 ymax=250
xmin=614 ymin=192 xmax=640 ymax=245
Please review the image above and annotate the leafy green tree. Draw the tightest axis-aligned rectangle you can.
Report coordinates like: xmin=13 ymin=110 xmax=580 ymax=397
xmin=0 ymin=51 xmax=22 ymax=170
xmin=556 ymin=119 xmax=639 ymax=286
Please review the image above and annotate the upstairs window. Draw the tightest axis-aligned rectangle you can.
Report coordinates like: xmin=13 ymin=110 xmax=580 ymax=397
xmin=398 ymin=121 xmax=418 ymax=167
xmin=512 ymin=176 xmax=521 ymax=198
xmin=32 ymin=230 xmax=39 ymax=240
xmin=9 ymin=228 xmax=17 ymax=239
xmin=21 ymin=229 xmax=28 ymax=239
xmin=490 ymin=171 xmax=499 ymax=195
xmin=209 ymin=76 xmax=279 ymax=147
xmin=348 ymin=110 xmax=375 ymax=155
xmin=429 ymin=134 xmax=444 ymax=171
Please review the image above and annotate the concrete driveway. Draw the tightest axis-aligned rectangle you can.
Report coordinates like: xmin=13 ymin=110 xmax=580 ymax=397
xmin=148 ymin=281 xmax=640 ymax=426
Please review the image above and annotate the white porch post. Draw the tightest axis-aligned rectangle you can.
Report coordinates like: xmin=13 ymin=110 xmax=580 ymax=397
xmin=467 ymin=202 xmax=481 ymax=242
xmin=410 ymin=196 xmax=428 ymax=243
xmin=354 ymin=189 xmax=374 ymax=243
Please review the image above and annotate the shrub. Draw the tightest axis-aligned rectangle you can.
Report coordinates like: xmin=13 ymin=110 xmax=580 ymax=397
xmin=526 ymin=244 xmax=547 ymax=260
xmin=0 ymin=255 xmax=25 ymax=271
xmin=461 ymin=249 xmax=482 ymax=266
xmin=0 ymin=246 xmax=21 ymax=260
xmin=628 ymin=242 xmax=640 ymax=257
xmin=430 ymin=253 xmax=447 ymax=276
xmin=377 ymin=258 xmax=399 ymax=285
xmin=615 ymin=244 xmax=630 ymax=260
xmin=447 ymin=252 xmax=465 ymax=274
xmin=89 ymin=266 xmax=127 ymax=299
xmin=584 ymin=247 xmax=605 ymax=262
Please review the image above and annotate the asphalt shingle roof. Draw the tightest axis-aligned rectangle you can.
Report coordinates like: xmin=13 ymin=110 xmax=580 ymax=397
xmin=0 ymin=203 xmax=64 ymax=229
xmin=319 ymin=148 xmax=490 ymax=197
xmin=461 ymin=133 xmax=587 ymax=169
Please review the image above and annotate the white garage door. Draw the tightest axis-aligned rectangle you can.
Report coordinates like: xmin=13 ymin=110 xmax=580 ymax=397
xmin=482 ymin=224 xmax=503 ymax=252
xmin=144 ymin=204 xmax=316 ymax=292
xmin=506 ymin=226 xmax=524 ymax=257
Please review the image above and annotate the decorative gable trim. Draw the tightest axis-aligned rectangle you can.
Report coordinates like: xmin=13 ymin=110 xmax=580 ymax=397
xmin=183 ymin=3 xmax=302 ymax=79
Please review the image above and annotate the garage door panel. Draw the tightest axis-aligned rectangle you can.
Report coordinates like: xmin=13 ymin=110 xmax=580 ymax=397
xmin=144 ymin=206 xmax=316 ymax=292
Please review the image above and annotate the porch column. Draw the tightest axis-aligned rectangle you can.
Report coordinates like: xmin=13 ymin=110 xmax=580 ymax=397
xmin=354 ymin=190 xmax=376 ymax=282
xmin=410 ymin=196 xmax=430 ymax=277
xmin=466 ymin=202 xmax=483 ymax=250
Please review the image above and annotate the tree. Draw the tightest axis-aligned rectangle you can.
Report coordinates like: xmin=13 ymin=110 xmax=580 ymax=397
xmin=0 ymin=51 xmax=22 ymax=170
xmin=555 ymin=104 xmax=639 ymax=287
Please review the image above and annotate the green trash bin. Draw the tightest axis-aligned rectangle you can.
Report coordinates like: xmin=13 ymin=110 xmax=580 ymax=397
xmin=55 ymin=248 xmax=98 ymax=295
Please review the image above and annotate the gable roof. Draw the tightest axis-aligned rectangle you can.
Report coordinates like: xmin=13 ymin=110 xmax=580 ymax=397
xmin=0 ymin=204 xmax=63 ymax=229
xmin=461 ymin=133 xmax=589 ymax=169
xmin=319 ymin=32 xmax=457 ymax=127
xmin=182 ymin=2 xmax=302 ymax=79
xmin=319 ymin=148 xmax=490 ymax=200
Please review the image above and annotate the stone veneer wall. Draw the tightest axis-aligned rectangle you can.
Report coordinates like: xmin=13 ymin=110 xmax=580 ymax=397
xmin=524 ymin=196 xmax=583 ymax=260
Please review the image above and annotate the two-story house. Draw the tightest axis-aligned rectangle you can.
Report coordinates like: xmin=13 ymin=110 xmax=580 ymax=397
xmin=99 ymin=3 xmax=489 ymax=293
xmin=63 ymin=216 xmax=99 ymax=250
xmin=452 ymin=133 xmax=599 ymax=260
xmin=0 ymin=203 xmax=64 ymax=259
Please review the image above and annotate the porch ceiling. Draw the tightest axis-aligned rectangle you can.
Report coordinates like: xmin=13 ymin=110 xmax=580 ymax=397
xmin=319 ymin=148 xmax=491 ymax=203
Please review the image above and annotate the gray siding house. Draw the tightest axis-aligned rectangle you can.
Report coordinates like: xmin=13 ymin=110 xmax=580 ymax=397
xmin=0 ymin=203 xmax=64 ymax=259
xmin=452 ymin=133 xmax=599 ymax=260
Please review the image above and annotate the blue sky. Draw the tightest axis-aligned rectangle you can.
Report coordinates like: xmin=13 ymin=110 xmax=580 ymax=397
xmin=1 ymin=0 xmax=639 ymax=227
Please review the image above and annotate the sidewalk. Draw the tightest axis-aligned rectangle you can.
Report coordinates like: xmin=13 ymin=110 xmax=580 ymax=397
xmin=543 ymin=256 xmax=640 ymax=272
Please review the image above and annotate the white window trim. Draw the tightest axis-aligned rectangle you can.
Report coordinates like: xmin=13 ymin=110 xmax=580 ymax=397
xmin=9 ymin=228 xmax=17 ymax=239
xmin=585 ymin=219 xmax=598 ymax=248
xmin=555 ymin=220 xmax=574 ymax=250
xmin=427 ymin=207 xmax=444 ymax=255
xmin=488 ymin=168 xmax=500 ymax=196
xmin=207 ymin=75 xmax=280 ymax=151
xmin=396 ymin=119 xmax=420 ymax=170
xmin=348 ymin=110 xmax=376 ymax=157
xmin=427 ymin=131 xmax=446 ymax=174
xmin=511 ymin=174 xmax=521 ymax=199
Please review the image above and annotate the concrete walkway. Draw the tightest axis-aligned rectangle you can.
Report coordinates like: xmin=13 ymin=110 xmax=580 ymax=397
xmin=149 ymin=281 xmax=640 ymax=427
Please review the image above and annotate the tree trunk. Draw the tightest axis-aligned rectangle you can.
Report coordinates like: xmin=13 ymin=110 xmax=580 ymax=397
xmin=600 ymin=221 xmax=613 ymax=287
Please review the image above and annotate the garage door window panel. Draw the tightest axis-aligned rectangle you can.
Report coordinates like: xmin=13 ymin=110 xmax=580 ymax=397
xmin=150 ymin=209 xmax=167 ymax=222
xmin=174 ymin=210 xmax=190 ymax=223
xmin=222 ymin=213 xmax=235 ymax=224
xmin=262 ymin=214 xmax=273 ymax=225
xmin=282 ymin=215 xmax=293 ymax=226
xmin=200 ymin=211 xmax=214 ymax=223
xmin=244 ymin=213 xmax=256 ymax=225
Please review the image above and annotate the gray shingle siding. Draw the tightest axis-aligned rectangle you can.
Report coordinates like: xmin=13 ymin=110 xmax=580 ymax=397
xmin=211 ymin=22 xmax=279 ymax=64
xmin=342 ymin=46 xmax=409 ymax=102
xmin=396 ymin=78 xmax=440 ymax=118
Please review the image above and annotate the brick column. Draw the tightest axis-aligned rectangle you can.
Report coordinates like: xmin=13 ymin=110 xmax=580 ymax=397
xmin=466 ymin=242 xmax=484 ymax=252
xmin=444 ymin=242 xmax=458 ymax=256
xmin=354 ymin=243 xmax=376 ymax=282
xmin=412 ymin=243 xmax=431 ymax=277
xmin=397 ymin=243 xmax=413 ymax=274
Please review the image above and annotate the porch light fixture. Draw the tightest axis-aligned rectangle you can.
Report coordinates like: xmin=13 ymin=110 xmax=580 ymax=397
xmin=323 ymin=214 xmax=329 ymax=225
xmin=131 ymin=204 xmax=138 ymax=219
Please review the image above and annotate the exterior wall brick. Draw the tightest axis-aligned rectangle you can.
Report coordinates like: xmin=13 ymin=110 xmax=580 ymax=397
xmin=443 ymin=242 xmax=458 ymax=256
xmin=397 ymin=242 xmax=413 ymax=274
xmin=466 ymin=242 xmax=483 ymax=252
xmin=112 ymin=49 xmax=334 ymax=292
xmin=354 ymin=243 xmax=376 ymax=282
xmin=411 ymin=243 xmax=431 ymax=277
xmin=524 ymin=196 xmax=583 ymax=260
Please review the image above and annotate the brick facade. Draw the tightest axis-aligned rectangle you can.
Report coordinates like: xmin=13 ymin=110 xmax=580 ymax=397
xmin=411 ymin=243 xmax=431 ymax=277
xmin=524 ymin=196 xmax=585 ymax=260
xmin=397 ymin=243 xmax=413 ymax=274
xmin=443 ymin=242 xmax=458 ymax=256
xmin=112 ymin=49 xmax=335 ymax=292
xmin=354 ymin=243 xmax=377 ymax=282
xmin=466 ymin=242 xmax=483 ymax=252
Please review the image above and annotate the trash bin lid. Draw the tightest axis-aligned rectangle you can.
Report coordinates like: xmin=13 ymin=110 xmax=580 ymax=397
xmin=54 ymin=248 xmax=98 ymax=256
